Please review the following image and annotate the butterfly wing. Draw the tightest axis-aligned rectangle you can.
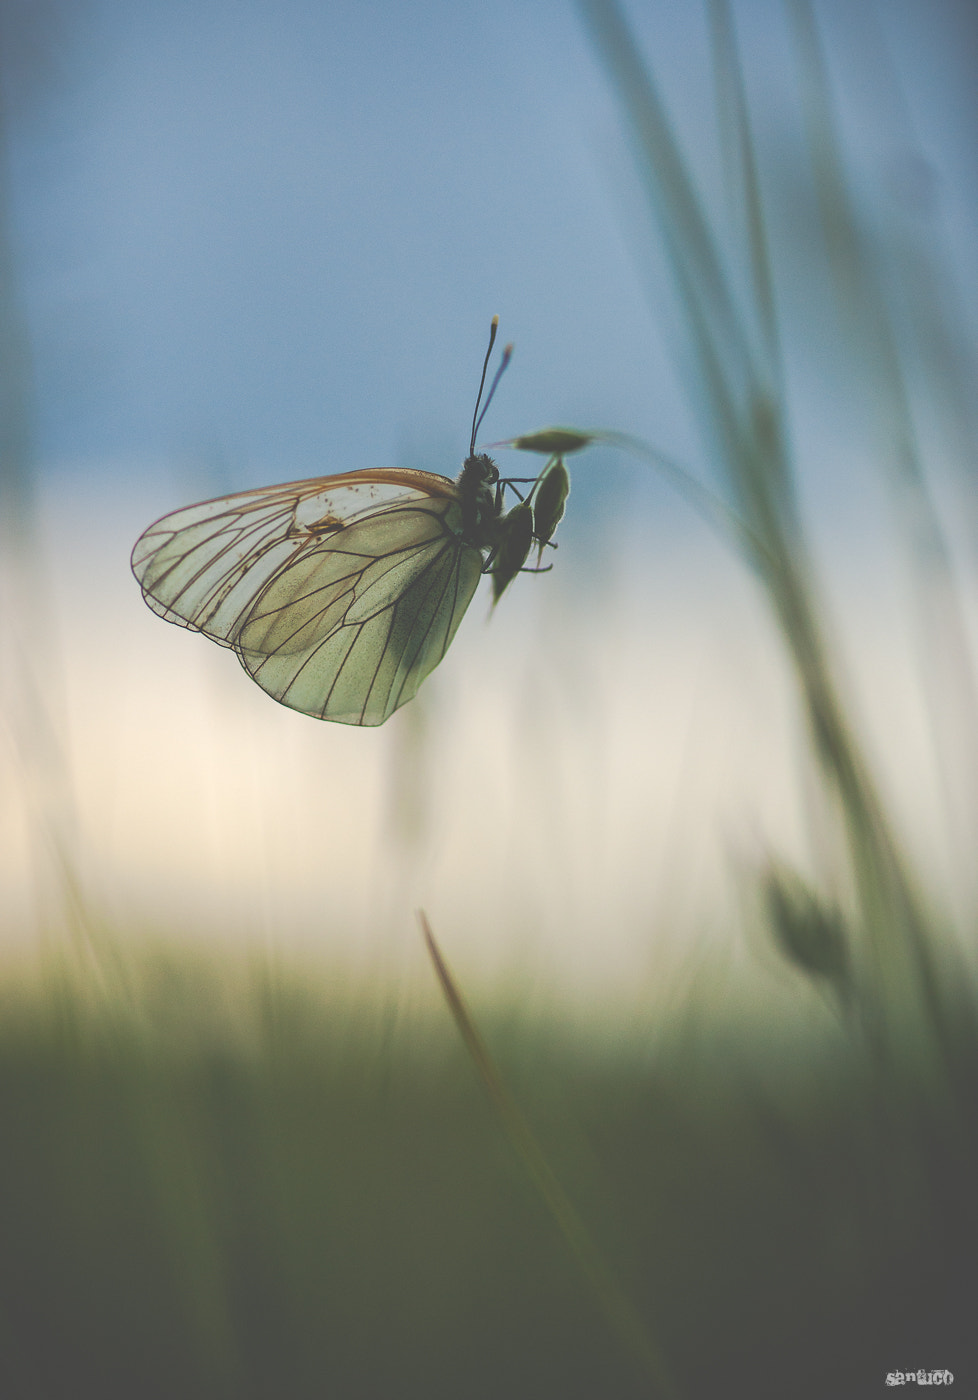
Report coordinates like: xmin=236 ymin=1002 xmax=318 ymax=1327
xmin=132 ymin=469 xmax=484 ymax=725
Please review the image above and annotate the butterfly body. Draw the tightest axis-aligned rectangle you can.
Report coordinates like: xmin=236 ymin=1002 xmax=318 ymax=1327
xmin=455 ymin=451 xmax=501 ymax=546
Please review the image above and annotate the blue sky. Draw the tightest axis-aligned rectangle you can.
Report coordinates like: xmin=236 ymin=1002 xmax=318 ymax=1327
xmin=2 ymin=0 xmax=972 ymax=550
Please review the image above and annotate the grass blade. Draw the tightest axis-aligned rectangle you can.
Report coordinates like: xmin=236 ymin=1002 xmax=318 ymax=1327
xmin=419 ymin=910 xmax=683 ymax=1399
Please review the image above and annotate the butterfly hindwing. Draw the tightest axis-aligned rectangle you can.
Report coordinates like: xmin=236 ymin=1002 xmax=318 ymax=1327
xmin=241 ymin=528 xmax=483 ymax=724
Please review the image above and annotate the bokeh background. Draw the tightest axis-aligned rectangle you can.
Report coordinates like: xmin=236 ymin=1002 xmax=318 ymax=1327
xmin=2 ymin=0 xmax=974 ymax=1004
xmin=1 ymin=2 xmax=976 ymax=1395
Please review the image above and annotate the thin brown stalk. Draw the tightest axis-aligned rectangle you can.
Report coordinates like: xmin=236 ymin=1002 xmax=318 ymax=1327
xmin=419 ymin=910 xmax=682 ymax=1400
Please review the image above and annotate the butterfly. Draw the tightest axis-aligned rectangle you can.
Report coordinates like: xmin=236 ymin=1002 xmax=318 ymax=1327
xmin=131 ymin=319 xmax=570 ymax=726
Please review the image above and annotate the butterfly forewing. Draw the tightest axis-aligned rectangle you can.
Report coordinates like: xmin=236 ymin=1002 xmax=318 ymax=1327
xmin=131 ymin=470 xmax=458 ymax=643
xmin=132 ymin=489 xmax=304 ymax=643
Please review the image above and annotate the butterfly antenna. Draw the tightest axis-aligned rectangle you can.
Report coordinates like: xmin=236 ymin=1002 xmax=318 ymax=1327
xmin=474 ymin=343 xmax=512 ymax=448
xmin=469 ymin=316 xmax=513 ymax=455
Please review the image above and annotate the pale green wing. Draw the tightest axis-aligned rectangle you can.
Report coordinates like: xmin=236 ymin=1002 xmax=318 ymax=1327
xmin=130 ymin=470 xmax=458 ymax=646
xmin=237 ymin=504 xmax=484 ymax=725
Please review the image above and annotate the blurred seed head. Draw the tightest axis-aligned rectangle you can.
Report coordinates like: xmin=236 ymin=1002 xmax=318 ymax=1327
xmin=763 ymin=863 xmax=850 ymax=1002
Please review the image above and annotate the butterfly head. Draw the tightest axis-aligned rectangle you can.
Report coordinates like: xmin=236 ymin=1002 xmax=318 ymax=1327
xmin=461 ymin=451 xmax=499 ymax=487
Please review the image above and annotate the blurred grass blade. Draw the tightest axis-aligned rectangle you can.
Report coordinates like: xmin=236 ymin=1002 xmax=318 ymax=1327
xmin=419 ymin=911 xmax=683 ymax=1399
xmin=578 ymin=0 xmax=758 ymax=450
xmin=789 ymin=0 xmax=978 ymax=888
xmin=0 ymin=89 xmax=112 ymax=1008
xmin=578 ymin=0 xmax=802 ymax=551
xmin=707 ymin=0 xmax=781 ymax=393
xmin=575 ymin=0 xmax=746 ymax=369
xmin=577 ymin=0 xmax=965 ymax=1077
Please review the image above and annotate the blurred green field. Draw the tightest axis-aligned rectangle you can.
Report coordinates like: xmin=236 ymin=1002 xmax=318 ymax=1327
xmin=0 ymin=947 xmax=974 ymax=1400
